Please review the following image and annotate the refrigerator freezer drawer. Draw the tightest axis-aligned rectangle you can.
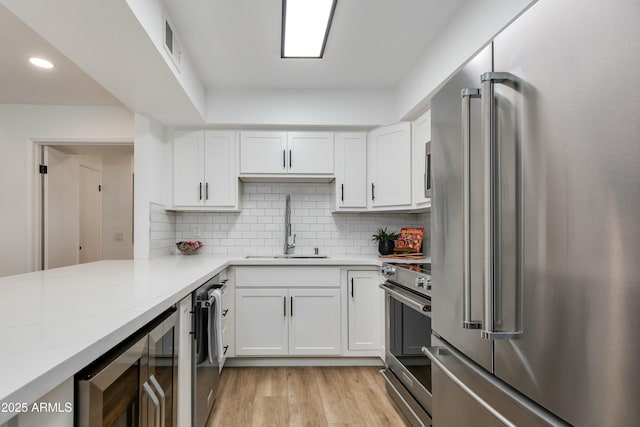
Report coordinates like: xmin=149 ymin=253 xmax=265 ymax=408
xmin=426 ymin=335 xmax=568 ymax=427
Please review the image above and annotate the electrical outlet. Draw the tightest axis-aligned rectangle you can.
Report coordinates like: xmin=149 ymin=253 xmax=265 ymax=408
xmin=192 ymin=224 xmax=201 ymax=237
xmin=114 ymin=232 xmax=124 ymax=242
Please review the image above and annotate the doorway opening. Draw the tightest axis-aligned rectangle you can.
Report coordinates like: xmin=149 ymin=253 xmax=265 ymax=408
xmin=37 ymin=143 xmax=134 ymax=270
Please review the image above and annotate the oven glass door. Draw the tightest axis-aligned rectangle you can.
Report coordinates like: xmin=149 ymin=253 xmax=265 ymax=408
xmin=384 ymin=282 xmax=432 ymax=411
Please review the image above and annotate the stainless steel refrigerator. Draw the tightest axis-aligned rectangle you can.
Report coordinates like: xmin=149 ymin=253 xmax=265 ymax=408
xmin=427 ymin=0 xmax=640 ymax=425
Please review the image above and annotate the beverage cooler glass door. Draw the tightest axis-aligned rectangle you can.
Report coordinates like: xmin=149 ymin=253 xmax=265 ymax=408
xmin=76 ymin=335 xmax=148 ymax=427
xmin=148 ymin=311 xmax=178 ymax=427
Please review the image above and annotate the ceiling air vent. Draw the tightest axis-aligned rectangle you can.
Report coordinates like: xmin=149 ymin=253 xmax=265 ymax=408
xmin=163 ymin=13 xmax=182 ymax=72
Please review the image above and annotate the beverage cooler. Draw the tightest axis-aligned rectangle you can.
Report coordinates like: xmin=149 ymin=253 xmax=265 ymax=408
xmin=75 ymin=308 xmax=178 ymax=427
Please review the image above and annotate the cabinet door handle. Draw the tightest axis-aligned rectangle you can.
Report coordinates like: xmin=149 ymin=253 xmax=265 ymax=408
xmin=290 ymin=296 xmax=293 ymax=317
xmin=223 ymin=345 xmax=229 ymax=355
xmin=351 ymin=278 xmax=354 ymax=298
xmin=205 ymin=182 xmax=209 ymax=200
xmin=371 ymin=183 xmax=376 ymax=201
xmin=341 ymin=184 xmax=344 ymax=202
xmin=199 ymin=182 xmax=202 ymax=200
xmin=283 ymin=150 xmax=286 ymax=169
xmin=222 ymin=309 xmax=229 ymax=317
xmin=143 ymin=381 xmax=161 ymax=427
xmin=289 ymin=149 xmax=292 ymax=168
xmin=149 ymin=375 xmax=166 ymax=427
xmin=283 ymin=296 xmax=286 ymax=317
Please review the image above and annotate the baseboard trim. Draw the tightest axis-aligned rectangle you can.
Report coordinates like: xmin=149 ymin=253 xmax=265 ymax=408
xmin=225 ymin=356 xmax=384 ymax=367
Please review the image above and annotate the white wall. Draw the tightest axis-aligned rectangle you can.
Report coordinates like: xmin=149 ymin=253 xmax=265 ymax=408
xmin=0 ymin=104 xmax=133 ymax=277
xmin=206 ymin=88 xmax=396 ymax=127
xmin=133 ymin=113 xmax=171 ymax=259
xmin=102 ymin=154 xmax=134 ymax=259
xmin=124 ymin=0 xmax=206 ymax=118
xmin=395 ymin=0 xmax=536 ymax=120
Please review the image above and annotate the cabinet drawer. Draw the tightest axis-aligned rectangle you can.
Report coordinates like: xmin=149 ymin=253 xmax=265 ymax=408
xmin=236 ymin=266 xmax=340 ymax=287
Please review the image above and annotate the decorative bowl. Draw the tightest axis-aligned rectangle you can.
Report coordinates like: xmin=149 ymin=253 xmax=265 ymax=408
xmin=176 ymin=241 xmax=203 ymax=255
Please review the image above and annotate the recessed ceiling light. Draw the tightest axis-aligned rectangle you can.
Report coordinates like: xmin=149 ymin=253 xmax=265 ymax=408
xmin=29 ymin=57 xmax=54 ymax=69
xmin=281 ymin=0 xmax=337 ymax=58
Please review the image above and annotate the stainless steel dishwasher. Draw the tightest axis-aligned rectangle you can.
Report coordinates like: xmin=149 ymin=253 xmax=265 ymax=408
xmin=192 ymin=274 xmax=226 ymax=427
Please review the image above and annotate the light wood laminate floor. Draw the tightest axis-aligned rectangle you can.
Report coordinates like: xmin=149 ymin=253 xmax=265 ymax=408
xmin=207 ymin=366 xmax=410 ymax=427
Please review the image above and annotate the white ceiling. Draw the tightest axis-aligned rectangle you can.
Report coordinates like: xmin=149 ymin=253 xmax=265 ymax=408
xmin=0 ymin=0 xmax=530 ymax=125
xmin=0 ymin=0 xmax=466 ymax=107
xmin=164 ymin=0 xmax=466 ymax=90
xmin=0 ymin=4 xmax=121 ymax=106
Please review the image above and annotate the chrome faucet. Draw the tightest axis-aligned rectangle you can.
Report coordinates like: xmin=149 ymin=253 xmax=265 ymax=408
xmin=284 ymin=194 xmax=296 ymax=254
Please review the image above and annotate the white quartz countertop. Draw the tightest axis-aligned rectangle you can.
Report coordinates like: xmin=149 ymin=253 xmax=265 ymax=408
xmin=0 ymin=254 xmax=416 ymax=422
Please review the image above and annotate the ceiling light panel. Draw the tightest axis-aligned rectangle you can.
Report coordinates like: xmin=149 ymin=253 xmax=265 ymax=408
xmin=282 ymin=0 xmax=337 ymax=58
xmin=29 ymin=57 xmax=54 ymax=69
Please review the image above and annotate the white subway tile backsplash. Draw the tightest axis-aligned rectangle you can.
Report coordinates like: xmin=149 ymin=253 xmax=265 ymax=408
xmin=149 ymin=203 xmax=177 ymax=258
xmin=169 ymin=182 xmax=430 ymax=256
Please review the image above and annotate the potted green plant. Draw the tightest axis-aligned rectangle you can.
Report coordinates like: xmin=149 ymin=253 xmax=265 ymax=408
xmin=371 ymin=227 xmax=400 ymax=255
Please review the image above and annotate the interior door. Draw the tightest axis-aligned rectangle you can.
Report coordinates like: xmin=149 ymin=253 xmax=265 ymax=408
xmin=43 ymin=146 xmax=80 ymax=269
xmin=430 ymin=45 xmax=493 ymax=372
xmin=79 ymin=165 xmax=101 ymax=263
xmin=491 ymin=0 xmax=640 ymax=425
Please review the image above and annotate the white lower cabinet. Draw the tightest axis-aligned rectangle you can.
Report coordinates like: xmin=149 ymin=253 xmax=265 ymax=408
xmin=235 ymin=288 xmax=341 ymax=356
xmin=347 ymin=270 xmax=383 ymax=352
xmin=234 ymin=266 xmax=342 ymax=357
xmin=289 ymin=289 xmax=341 ymax=355
xmin=235 ymin=288 xmax=289 ymax=356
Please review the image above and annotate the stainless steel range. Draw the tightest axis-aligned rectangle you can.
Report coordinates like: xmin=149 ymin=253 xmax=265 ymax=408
xmin=379 ymin=262 xmax=432 ymax=427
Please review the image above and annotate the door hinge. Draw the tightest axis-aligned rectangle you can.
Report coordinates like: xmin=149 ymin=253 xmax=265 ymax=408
xmin=98 ymin=185 xmax=102 ymax=192
xmin=39 ymin=165 xmax=48 ymax=174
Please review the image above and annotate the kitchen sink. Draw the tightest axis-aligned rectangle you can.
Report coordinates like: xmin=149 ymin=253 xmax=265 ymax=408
xmin=244 ymin=254 xmax=329 ymax=259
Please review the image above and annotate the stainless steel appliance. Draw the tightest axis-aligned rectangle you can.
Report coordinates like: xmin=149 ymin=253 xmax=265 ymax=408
xmin=380 ymin=262 xmax=432 ymax=426
xmin=424 ymin=141 xmax=432 ymax=200
xmin=192 ymin=275 xmax=226 ymax=427
xmin=428 ymin=0 xmax=640 ymax=425
xmin=76 ymin=309 xmax=178 ymax=427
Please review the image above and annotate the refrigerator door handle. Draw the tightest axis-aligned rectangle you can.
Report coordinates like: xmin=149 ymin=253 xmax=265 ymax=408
xmin=423 ymin=346 xmax=516 ymax=427
xmin=461 ymin=88 xmax=483 ymax=330
xmin=480 ymin=72 xmax=522 ymax=340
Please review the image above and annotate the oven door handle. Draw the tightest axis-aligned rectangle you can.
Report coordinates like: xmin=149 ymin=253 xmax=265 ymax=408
xmin=379 ymin=283 xmax=431 ymax=316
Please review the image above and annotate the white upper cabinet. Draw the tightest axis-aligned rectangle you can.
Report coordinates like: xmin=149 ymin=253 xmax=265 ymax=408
xmin=240 ymin=131 xmax=334 ymax=177
xmin=173 ymin=130 xmax=240 ymax=211
xmin=239 ymin=131 xmax=287 ymax=174
xmin=287 ymin=132 xmax=334 ymax=174
xmin=368 ymin=122 xmax=412 ymax=208
xmin=412 ymin=110 xmax=432 ymax=209
xmin=173 ymin=130 xmax=203 ymax=207
xmin=333 ymin=132 xmax=367 ymax=211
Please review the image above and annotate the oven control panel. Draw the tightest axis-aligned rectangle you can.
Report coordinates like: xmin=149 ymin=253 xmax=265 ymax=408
xmin=381 ymin=262 xmax=432 ymax=298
